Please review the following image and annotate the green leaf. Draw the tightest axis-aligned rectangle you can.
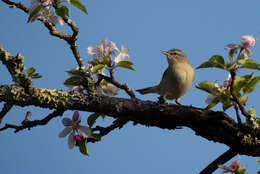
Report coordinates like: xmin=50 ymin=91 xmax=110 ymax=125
xmin=31 ymin=73 xmax=43 ymax=79
xmin=87 ymin=113 xmax=100 ymax=127
xmin=240 ymin=59 xmax=260 ymax=70
xmin=233 ymin=74 xmax=253 ymax=93
xmin=91 ymin=133 xmax=102 ymax=141
xmin=196 ymin=55 xmax=225 ymax=69
xmin=196 ymin=81 xmax=223 ymax=95
xmin=239 ymin=95 xmax=248 ymax=106
xmin=222 ymin=99 xmax=232 ymax=111
xmin=116 ymin=61 xmax=135 ymax=71
xmin=70 ymin=0 xmax=87 ymax=14
xmin=79 ymin=139 xmax=89 ymax=156
xmin=99 ymin=56 xmax=112 ymax=66
xmin=26 ymin=67 xmax=36 ymax=76
xmin=225 ymin=62 xmax=237 ymax=70
xmin=64 ymin=76 xmax=82 ymax=86
xmin=92 ymin=64 xmax=105 ymax=74
xmin=243 ymin=76 xmax=260 ymax=94
xmin=249 ymin=108 xmax=256 ymax=118
xmin=66 ymin=69 xmax=81 ymax=76
xmin=55 ymin=6 xmax=69 ymax=18
xmin=238 ymin=53 xmax=248 ymax=64
xmin=28 ymin=4 xmax=45 ymax=22
xmin=91 ymin=59 xmax=100 ymax=66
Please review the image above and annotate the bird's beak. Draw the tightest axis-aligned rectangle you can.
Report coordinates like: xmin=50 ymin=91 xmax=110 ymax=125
xmin=161 ymin=50 xmax=169 ymax=56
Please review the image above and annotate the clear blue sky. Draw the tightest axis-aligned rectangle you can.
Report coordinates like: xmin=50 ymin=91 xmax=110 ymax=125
xmin=1 ymin=0 xmax=260 ymax=173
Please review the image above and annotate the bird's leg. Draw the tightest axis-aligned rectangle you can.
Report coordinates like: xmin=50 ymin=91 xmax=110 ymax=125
xmin=158 ymin=96 xmax=166 ymax=104
xmin=175 ymin=98 xmax=181 ymax=105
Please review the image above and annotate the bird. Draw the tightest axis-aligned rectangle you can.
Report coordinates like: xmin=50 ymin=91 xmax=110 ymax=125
xmin=136 ymin=49 xmax=194 ymax=104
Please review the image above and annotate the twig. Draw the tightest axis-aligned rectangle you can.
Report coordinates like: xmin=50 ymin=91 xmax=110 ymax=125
xmin=88 ymin=118 xmax=129 ymax=143
xmin=230 ymin=69 xmax=251 ymax=119
xmin=233 ymin=102 xmax=242 ymax=126
xmin=199 ymin=148 xmax=237 ymax=174
xmin=97 ymin=73 xmax=136 ymax=99
xmin=0 ymin=102 xmax=13 ymax=125
xmin=0 ymin=109 xmax=65 ymax=133
xmin=2 ymin=0 xmax=85 ymax=69
xmin=2 ymin=0 xmax=29 ymax=13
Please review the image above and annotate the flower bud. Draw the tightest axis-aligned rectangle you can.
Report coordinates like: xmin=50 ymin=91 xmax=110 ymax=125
xmin=241 ymin=35 xmax=257 ymax=48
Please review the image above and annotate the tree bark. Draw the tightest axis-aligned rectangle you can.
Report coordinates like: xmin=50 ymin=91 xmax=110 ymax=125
xmin=1 ymin=84 xmax=260 ymax=157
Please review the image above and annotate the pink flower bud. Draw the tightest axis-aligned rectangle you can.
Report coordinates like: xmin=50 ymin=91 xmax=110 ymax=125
xmin=73 ymin=135 xmax=82 ymax=142
xmin=241 ymin=35 xmax=257 ymax=48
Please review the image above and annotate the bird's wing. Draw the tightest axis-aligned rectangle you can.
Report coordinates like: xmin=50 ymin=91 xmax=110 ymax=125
xmin=158 ymin=68 xmax=169 ymax=88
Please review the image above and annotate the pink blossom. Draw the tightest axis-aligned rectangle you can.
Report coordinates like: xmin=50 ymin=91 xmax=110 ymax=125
xmin=114 ymin=45 xmax=129 ymax=64
xmin=241 ymin=35 xmax=257 ymax=48
xmin=59 ymin=111 xmax=91 ymax=149
xmin=88 ymin=38 xmax=119 ymax=58
xmin=28 ymin=0 xmax=64 ymax=25
xmin=224 ymin=35 xmax=257 ymax=57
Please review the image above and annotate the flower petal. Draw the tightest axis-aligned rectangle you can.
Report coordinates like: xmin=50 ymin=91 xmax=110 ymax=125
xmin=72 ymin=111 xmax=81 ymax=123
xmin=68 ymin=132 xmax=76 ymax=149
xmin=58 ymin=127 xmax=72 ymax=137
xmin=241 ymin=35 xmax=256 ymax=48
xmin=78 ymin=126 xmax=92 ymax=138
xmin=224 ymin=44 xmax=241 ymax=50
xmin=62 ymin=118 xmax=72 ymax=126
xmin=205 ymin=95 xmax=216 ymax=104
xmin=114 ymin=52 xmax=129 ymax=64
xmin=245 ymin=48 xmax=252 ymax=57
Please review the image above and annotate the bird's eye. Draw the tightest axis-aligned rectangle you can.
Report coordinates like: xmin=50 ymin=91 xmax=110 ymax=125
xmin=172 ymin=52 xmax=177 ymax=55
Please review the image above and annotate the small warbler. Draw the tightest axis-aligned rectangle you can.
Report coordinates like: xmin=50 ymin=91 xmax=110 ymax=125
xmin=136 ymin=49 xmax=194 ymax=104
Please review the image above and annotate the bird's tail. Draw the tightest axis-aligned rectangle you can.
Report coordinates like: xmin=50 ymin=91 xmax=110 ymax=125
xmin=136 ymin=86 xmax=158 ymax=94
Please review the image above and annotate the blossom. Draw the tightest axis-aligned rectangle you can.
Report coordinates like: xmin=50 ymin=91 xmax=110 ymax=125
xmin=241 ymin=35 xmax=256 ymax=48
xmin=218 ymin=155 xmax=241 ymax=173
xmin=88 ymin=38 xmax=119 ymax=58
xmin=28 ymin=0 xmax=64 ymax=25
xmin=224 ymin=35 xmax=257 ymax=56
xmin=114 ymin=45 xmax=129 ymax=64
xmin=59 ymin=111 xmax=92 ymax=149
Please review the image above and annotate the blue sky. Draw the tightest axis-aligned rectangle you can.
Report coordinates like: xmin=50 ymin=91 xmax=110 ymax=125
xmin=1 ymin=0 xmax=260 ymax=173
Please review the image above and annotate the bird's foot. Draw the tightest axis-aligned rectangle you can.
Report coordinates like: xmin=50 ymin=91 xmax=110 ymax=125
xmin=158 ymin=96 xmax=166 ymax=104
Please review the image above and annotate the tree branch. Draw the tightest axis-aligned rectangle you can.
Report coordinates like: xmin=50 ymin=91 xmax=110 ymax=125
xmin=0 ymin=102 xmax=13 ymax=125
xmin=199 ymin=148 xmax=237 ymax=174
xmin=97 ymin=73 xmax=136 ymax=99
xmin=0 ymin=109 xmax=65 ymax=133
xmin=1 ymin=84 xmax=260 ymax=156
xmin=89 ymin=118 xmax=129 ymax=143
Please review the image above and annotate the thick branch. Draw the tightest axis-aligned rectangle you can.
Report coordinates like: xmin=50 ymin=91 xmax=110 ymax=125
xmin=1 ymin=84 xmax=260 ymax=157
